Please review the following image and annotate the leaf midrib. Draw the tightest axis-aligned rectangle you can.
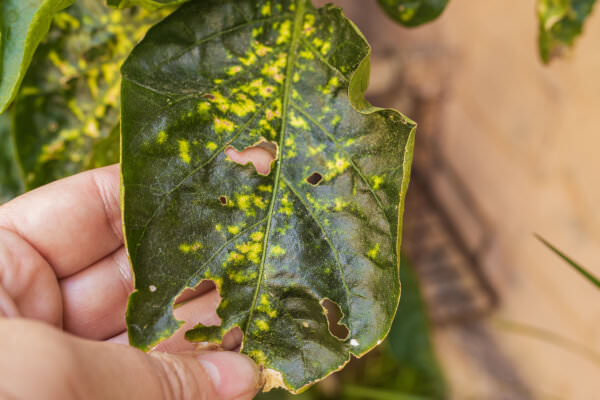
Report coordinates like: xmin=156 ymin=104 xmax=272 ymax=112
xmin=243 ymin=0 xmax=306 ymax=342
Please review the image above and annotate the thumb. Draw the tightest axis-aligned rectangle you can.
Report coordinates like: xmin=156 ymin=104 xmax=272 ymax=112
xmin=78 ymin=340 xmax=262 ymax=400
xmin=0 ymin=319 xmax=261 ymax=400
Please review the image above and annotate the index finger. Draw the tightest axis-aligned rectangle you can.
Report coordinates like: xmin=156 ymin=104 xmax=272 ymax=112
xmin=0 ymin=164 xmax=122 ymax=278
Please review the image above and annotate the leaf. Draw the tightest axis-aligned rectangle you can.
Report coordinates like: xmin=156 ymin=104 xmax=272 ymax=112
xmin=0 ymin=113 xmax=24 ymax=204
xmin=255 ymin=257 xmax=446 ymax=400
xmin=538 ymin=0 xmax=597 ymax=63
xmin=122 ymin=0 xmax=416 ymax=392
xmin=376 ymin=0 xmax=449 ymax=27
xmin=536 ymin=234 xmax=600 ymax=289
xmin=0 ymin=0 xmax=74 ymax=113
xmin=11 ymin=2 xmax=166 ymax=190
xmin=107 ymin=0 xmax=188 ymax=10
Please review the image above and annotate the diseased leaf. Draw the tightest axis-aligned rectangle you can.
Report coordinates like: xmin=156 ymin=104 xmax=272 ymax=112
xmin=377 ymin=0 xmax=449 ymax=27
xmin=256 ymin=259 xmax=447 ymax=400
xmin=538 ymin=0 xmax=597 ymax=63
xmin=0 ymin=113 xmax=24 ymax=204
xmin=122 ymin=0 xmax=416 ymax=392
xmin=107 ymin=0 xmax=188 ymax=10
xmin=536 ymin=234 xmax=600 ymax=289
xmin=12 ymin=2 xmax=166 ymax=189
xmin=0 ymin=0 xmax=74 ymax=113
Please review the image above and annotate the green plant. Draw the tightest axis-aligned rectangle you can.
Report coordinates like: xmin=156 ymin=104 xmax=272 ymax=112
xmin=1 ymin=0 xmax=597 ymax=395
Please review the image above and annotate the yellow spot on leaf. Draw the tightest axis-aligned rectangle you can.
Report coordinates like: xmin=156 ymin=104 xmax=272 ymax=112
xmin=205 ymin=141 xmax=218 ymax=151
xmin=368 ymin=243 xmax=380 ymax=260
xmin=277 ymin=20 xmax=292 ymax=45
xmin=256 ymin=320 xmax=270 ymax=331
xmin=157 ymin=131 xmax=168 ymax=144
xmin=271 ymin=245 xmax=286 ymax=256
xmin=228 ymin=225 xmax=241 ymax=235
xmin=251 ymin=231 xmax=265 ymax=242
xmin=178 ymin=139 xmax=191 ymax=164
xmin=214 ymin=117 xmax=236 ymax=133
xmin=372 ymin=175 xmax=384 ymax=190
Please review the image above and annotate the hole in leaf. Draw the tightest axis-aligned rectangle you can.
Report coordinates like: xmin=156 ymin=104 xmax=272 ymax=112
xmin=155 ymin=280 xmax=222 ymax=353
xmin=306 ymin=172 xmax=323 ymax=185
xmin=225 ymin=138 xmax=278 ymax=176
xmin=219 ymin=195 xmax=227 ymax=205
xmin=222 ymin=326 xmax=243 ymax=351
xmin=174 ymin=280 xmax=217 ymax=306
xmin=321 ymin=298 xmax=349 ymax=340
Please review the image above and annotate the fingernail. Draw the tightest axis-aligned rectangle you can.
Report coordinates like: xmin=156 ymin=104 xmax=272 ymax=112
xmin=197 ymin=351 xmax=260 ymax=400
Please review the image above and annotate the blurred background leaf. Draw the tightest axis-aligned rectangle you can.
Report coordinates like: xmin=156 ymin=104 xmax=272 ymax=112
xmin=0 ymin=0 xmax=74 ymax=112
xmin=256 ymin=256 xmax=446 ymax=400
xmin=10 ymin=1 xmax=167 ymax=190
xmin=376 ymin=0 xmax=449 ymax=27
xmin=538 ymin=0 xmax=597 ymax=63
xmin=0 ymin=113 xmax=24 ymax=204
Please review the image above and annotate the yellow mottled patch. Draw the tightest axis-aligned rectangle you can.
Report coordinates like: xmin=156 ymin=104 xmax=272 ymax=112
xmin=276 ymin=20 xmax=292 ymax=45
xmin=252 ymin=27 xmax=263 ymax=38
xmin=178 ymin=139 xmax=191 ymax=164
xmin=256 ymin=320 xmax=270 ymax=331
xmin=216 ymin=224 xmax=223 ymax=232
xmin=334 ymin=198 xmax=348 ymax=212
xmin=303 ymin=13 xmax=316 ymax=35
xmin=197 ymin=102 xmax=210 ymax=114
xmin=240 ymin=52 xmax=257 ymax=66
xmin=344 ymin=138 xmax=355 ymax=147
xmin=236 ymin=194 xmax=255 ymax=216
xmin=308 ymin=144 xmax=325 ymax=156
xmin=259 ymin=85 xmax=276 ymax=98
xmin=231 ymin=94 xmax=256 ymax=117
xmin=248 ymin=350 xmax=267 ymax=365
xmin=321 ymin=42 xmax=331 ymax=55
xmin=313 ymin=37 xmax=323 ymax=47
xmin=299 ymin=49 xmax=314 ymax=60
xmin=261 ymin=2 xmax=271 ymax=16
xmin=214 ymin=117 xmax=236 ymax=133
xmin=227 ymin=65 xmax=242 ymax=76
xmin=258 ymin=184 xmax=272 ymax=192
xmin=289 ymin=112 xmax=309 ymax=129
xmin=257 ymin=294 xmax=278 ymax=318
xmin=271 ymin=245 xmax=286 ymax=256
xmin=372 ymin=175 xmax=384 ymax=190
xmin=368 ymin=243 xmax=380 ymax=260
xmin=280 ymin=193 xmax=293 ymax=216
xmin=180 ymin=242 xmax=202 ymax=253
xmin=253 ymin=41 xmax=273 ymax=57
xmin=228 ymin=225 xmax=241 ymax=235
xmin=205 ymin=141 xmax=218 ymax=151
xmin=251 ymin=231 xmax=265 ymax=242
xmin=236 ymin=241 xmax=262 ymax=264
xmin=331 ymin=115 xmax=341 ymax=126
xmin=227 ymin=251 xmax=245 ymax=264
xmin=156 ymin=131 xmax=168 ymax=144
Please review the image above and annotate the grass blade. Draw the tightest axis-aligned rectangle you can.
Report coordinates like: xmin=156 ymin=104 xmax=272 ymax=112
xmin=535 ymin=234 xmax=600 ymax=289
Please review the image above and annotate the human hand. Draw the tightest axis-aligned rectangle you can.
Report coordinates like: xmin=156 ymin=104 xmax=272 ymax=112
xmin=0 ymin=164 xmax=261 ymax=400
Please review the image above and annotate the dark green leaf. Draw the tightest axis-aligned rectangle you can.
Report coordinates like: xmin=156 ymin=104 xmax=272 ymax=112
xmin=536 ymin=234 xmax=600 ymax=289
xmin=384 ymin=258 xmax=446 ymax=398
xmin=376 ymin=0 xmax=449 ymax=27
xmin=0 ymin=113 xmax=24 ymax=204
xmin=538 ymin=0 xmax=597 ymax=63
xmin=122 ymin=0 xmax=416 ymax=392
xmin=107 ymin=0 xmax=188 ymax=10
xmin=0 ymin=0 xmax=74 ymax=113
xmin=12 ymin=2 xmax=166 ymax=189
xmin=255 ymin=257 xmax=446 ymax=399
